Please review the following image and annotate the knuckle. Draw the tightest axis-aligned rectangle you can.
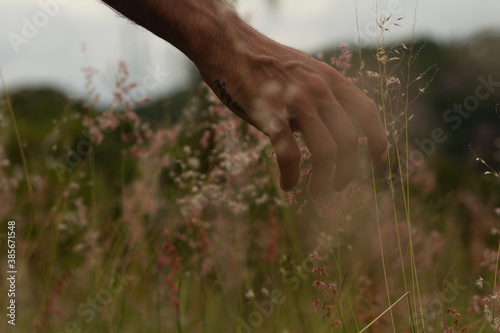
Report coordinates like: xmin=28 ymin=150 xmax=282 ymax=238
xmin=286 ymin=86 xmax=310 ymax=106
xmin=273 ymin=136 xmax=301 ymax=166
xmin=305 ymin=74 xmax=330 ymax=94
xmin=262 ymin=117 xmax=288 ymax=138
xmin=321 ymin=63 xmax=347 ymax=83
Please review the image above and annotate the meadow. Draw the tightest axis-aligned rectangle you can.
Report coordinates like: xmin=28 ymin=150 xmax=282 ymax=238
xmin=1 ymin=12 xmax=500 ymax=333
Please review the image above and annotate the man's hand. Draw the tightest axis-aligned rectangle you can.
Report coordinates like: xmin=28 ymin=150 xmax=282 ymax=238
xmin=101 ymin=0 xmax=388 ymax=198
xmin=198 ymin=33 xmax=388 ymax=197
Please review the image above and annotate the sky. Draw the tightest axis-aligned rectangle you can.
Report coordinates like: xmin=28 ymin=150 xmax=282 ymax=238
xmin=1 ymin=0 xmax=500 ymax=104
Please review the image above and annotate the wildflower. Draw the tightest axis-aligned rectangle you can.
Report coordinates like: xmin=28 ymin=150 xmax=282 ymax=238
xmin=327 ymin=283 xmax=337 ymax=294
xmin=484 ymin=304 xmax=492 ymax=322
xmin=120 ymin=132 xmax=130 ymax=143
xmin=200 ymin=130 xmax=211 ymax=149
xmin=366 ymin=70 xmax=380 ymax=79
xmin=313 ymin=299 xmax=321 ymax=311
xmin=386 ymin=77 xmax=401 ymax=86
xmin=74 ymin=197 xmax=88 ymax=226
xmin=135 ymin=97 xmax=151 ymax=105
xmin=475 ymin=276 xmax=484 ymax=289
xmin=245 ymin=289 xmax=255 ymax=299
xmin=113 ymin=91 xmax=123 ymax=102
xmin=300 ymin=167 xmax=310 ymax=176
xmin=255 ymin=193 xmax=269 ymax=205
xmin=467 ymin=295 xmax=482 ymax=314
xmin=309 ymin=252 xmax=320 ymax=261
xmin=312 ymin=280 xmax=325 ymax=287
xmin=312 ymin=266 xmax=327 ymax=277
xmin=158 ymin=229 xmax=182 ymax=314
xmin=187 ymin=157 xmax=200 ymax=169
xmin=331 ymin=44 xmax=352 ymax=76
xmin=122 ymin=82 xmax=138 ymax=94
xmin=31 ymin=270 xmax=72 ymax=332
xmin=324 ymin=305 xmax=335 ymax=318
xmin=96 ymin=110 xmax=119 ymax=131
xmin=330 ymin=320 xmax=342 ymax=327
xmin=492 ymin=317 xmax=500 ymax=332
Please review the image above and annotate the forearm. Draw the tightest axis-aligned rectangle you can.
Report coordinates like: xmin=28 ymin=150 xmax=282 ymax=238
xmin=101 ymin=0 xmax=252 ymax=68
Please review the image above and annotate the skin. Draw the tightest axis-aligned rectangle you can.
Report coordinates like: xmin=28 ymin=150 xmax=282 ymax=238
xmin=101 ymin=0 xmax=388 ymax=198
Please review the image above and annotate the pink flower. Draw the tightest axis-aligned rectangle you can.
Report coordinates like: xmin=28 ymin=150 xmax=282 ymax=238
xmin=200 ymin=130 xmax=211 ymax=149
xmin=122 ymin=82 xmax=138 ymax=94
xmin=312 ymin=280 xmax=325 ymax=287
xmin=135 ymin=97 xmax=151 ymax=106
xmin=113 ymin=91 xmax=123 ymax=102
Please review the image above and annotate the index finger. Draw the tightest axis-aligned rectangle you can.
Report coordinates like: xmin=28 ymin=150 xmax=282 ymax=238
xmin=332 ymin=82 xmax=388 ymax=163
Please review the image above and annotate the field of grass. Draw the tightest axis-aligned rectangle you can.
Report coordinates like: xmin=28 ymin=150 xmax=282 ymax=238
xmin=1 ymin=10 xmax=500 ymax=333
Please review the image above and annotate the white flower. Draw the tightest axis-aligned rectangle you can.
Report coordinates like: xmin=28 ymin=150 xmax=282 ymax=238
xmin=475 ymin=276 xmax=484 ymax=289
xmin=245 ymin=289 xmax=255 ymax=299
xmin=255 ymin=194 xmax=269 ymax=205
xmin=187 ymin=157 xmax=200 ymax=169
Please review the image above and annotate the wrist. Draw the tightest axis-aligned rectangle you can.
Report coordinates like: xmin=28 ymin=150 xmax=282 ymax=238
xmin=171 ymin=1 xmax=253 ymax=69
xmin=102 ymin=0 xmax=243 ymax=66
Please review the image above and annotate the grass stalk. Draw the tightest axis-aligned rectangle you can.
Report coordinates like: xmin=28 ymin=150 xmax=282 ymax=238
xmin=0 ymin=68 xmax=35 ymax=219
xmin=492 ymin=240 xmax=500 ymax=322
xmin=359 ymin=292 xmax=410 ymax=333
xmin=355 ymin=3 xmax=396 ymax=330
xmin=371 ymin=159 xmax=397 ymax=332
xmin=330 ymin=244 xmax=359 ymax=332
